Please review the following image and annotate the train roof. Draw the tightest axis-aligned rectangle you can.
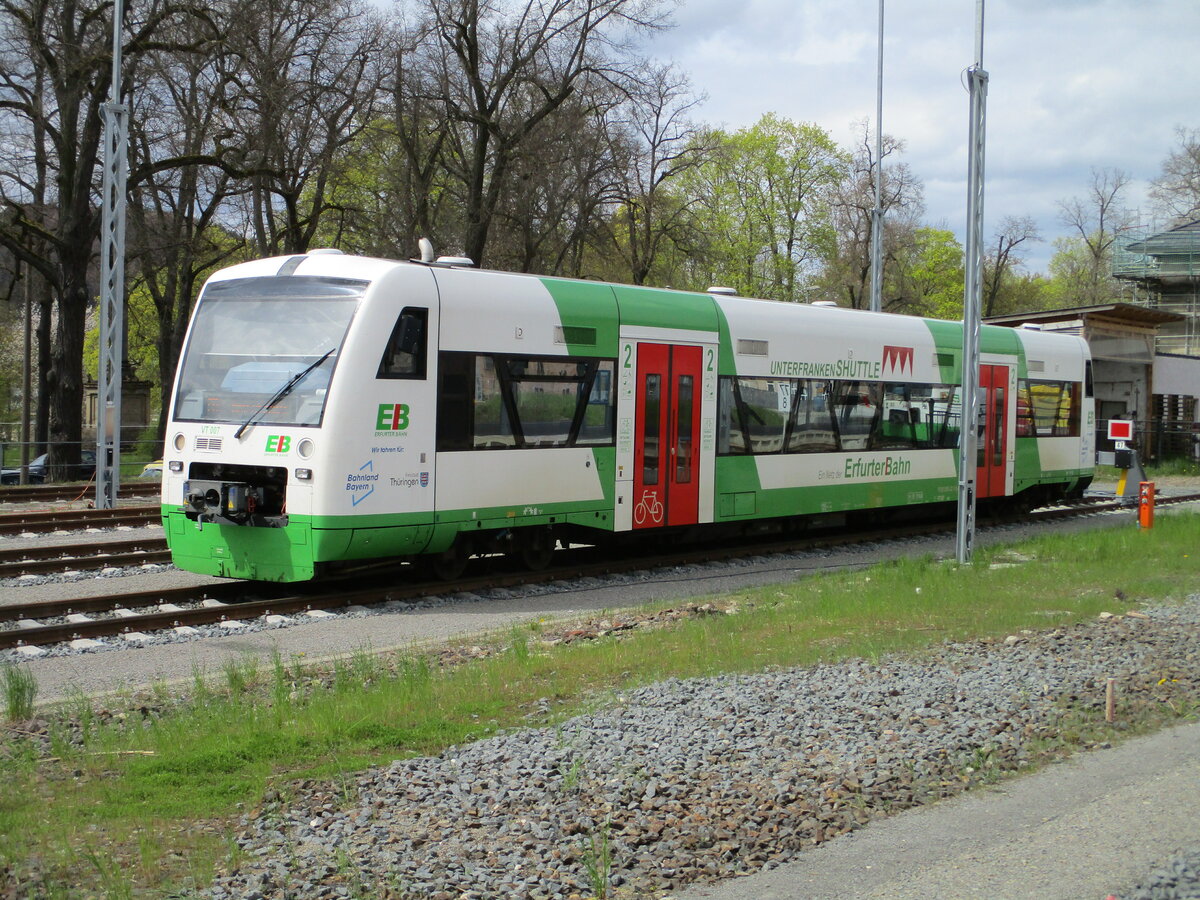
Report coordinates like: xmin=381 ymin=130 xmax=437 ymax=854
xmin=203 ymin=251 xmax=1089 ymax=360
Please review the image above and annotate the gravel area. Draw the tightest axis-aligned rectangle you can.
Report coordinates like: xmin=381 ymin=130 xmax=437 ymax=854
xmin=193 ymin=595 xmax=1200 ymax=900
xmin=1122 ymin=847 xmax=1200 ymax=900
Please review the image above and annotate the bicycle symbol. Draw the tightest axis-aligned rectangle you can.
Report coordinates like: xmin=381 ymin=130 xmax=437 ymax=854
xmin=634 ymin=488 xmax=664 ymax=526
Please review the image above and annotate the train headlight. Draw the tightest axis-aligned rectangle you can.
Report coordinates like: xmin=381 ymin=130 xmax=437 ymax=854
xmin=294 ymin=468 xmax=313 ymax=481
xmin=297 ymin=438 xmax=315 ymax=459
xmin=173 ymin=433 xmax=186 ymax=451
xmin=169 ymin=460 xmax=183 ymax=473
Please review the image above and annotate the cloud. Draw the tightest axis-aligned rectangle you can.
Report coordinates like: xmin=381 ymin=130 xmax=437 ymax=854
xmin=644 ymin=0 xmax=1200 ymax=273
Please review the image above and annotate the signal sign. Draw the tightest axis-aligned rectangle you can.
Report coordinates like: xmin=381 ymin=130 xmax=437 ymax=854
xmin=1107 ymin=419 xmax=1134 ymax=442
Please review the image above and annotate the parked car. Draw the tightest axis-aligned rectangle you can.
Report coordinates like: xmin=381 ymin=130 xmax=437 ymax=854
xmin=140 ymin=459 xmax=164 ymax=478
xmin=0 ymin=450 xmax=97 ymax=485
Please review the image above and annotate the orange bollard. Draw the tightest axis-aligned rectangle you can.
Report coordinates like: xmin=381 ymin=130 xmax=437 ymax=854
xmin=1138 ymin=481 xmax=1155 ymax=529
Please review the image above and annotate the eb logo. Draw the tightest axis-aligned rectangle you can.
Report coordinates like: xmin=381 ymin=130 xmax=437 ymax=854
xmin=377 ymin=403 xmax=410 ymax=431
xmin=265 ymin=435 xmax=290 ymax=453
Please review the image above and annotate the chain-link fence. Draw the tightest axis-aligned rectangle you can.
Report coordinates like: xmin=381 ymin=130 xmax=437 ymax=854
xmin=0 ymin=436 xmax=163 ymax=486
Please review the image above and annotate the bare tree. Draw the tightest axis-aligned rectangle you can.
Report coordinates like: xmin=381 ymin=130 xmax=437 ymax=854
xmin=419 ymin=0 xmax=667 ymax=266
xmin=218 ymin=0 xmax=385 ymax=255
xmin=126 ymin=3 xmax=244 ymax=441
xmin=605 ymin=61 xmax=709 ymax=285
xmin=0 ymin=0 xmax=203 ymax=478
xmin=1150 ymin=126 xmax=1200 ymax=224
xmin=492 ymin=93 xmax=623 ymax=274
xmin=818 ymin=122 xmax=923 ymax=309
xmin=982 ymin=215 xmax=1040 ymax=316
xmin=1055 ymin=166 xmax=1131 ymax=306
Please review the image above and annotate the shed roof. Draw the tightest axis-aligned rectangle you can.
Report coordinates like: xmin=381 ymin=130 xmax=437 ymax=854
xmin=984 ymin=302 xmax=1183 ymax=328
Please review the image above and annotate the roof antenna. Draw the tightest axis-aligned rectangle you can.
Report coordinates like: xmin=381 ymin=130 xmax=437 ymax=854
xmin=418 ymin=237 xmax=435 ymax=263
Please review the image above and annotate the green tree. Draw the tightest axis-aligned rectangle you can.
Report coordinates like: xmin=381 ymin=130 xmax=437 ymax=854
xmin=680 ymin=114 xmax=846 ymax=300
xmin=892 ymin=227 xmax=964 ymax=319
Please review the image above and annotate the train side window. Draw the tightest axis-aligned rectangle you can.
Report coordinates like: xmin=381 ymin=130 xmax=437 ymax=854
xmin=1027 ymin=380 xmax=1080 ymax=437
xmin=1084 ymin=361 xmax=1094 ymax=397
xmin=378 ymin=307 xmax=428 ymax=379
xmin=474 ymin=356 xmax=517 ymax=448
xmin=1061 ymin=382 xmax=1081 ymax=437
xmin=786 ymin=380 xmax=837 ymax=453
xmin=436 ymin=352 xmax=473 ymax=450
xmin=576 ymin=361 xmax=616 ymax=446
xmin=719 ymin=377 xmax=789 ymax=454
xmin=1016 ymin=380 xmax=1035 ymax=437
xmin=834 ymin=381 xmax=881 ymax=451
xmin=876 ymin=383 xmax=918 ymax=450
xmin=643 ymin=374 xmax=661 ymax=484
xmin=716 ymin=378 xmax=741 ymax=454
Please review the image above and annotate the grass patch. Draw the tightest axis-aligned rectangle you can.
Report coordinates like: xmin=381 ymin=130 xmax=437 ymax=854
xmin=1094 ymin=457 xmax=1200 ymax=481
xmin=2 ymin=512 xmax=1198 ymax=894
xmin=2 ymin=663 xmax=37 ymax=722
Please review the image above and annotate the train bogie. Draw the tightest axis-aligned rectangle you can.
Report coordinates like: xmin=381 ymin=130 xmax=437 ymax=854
xmin=161 ymin=251 xmax=1094 ymax=581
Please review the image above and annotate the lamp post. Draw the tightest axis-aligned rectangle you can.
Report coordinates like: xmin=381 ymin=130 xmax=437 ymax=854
xmin=868 ymin=0 xmax=884 ymax=314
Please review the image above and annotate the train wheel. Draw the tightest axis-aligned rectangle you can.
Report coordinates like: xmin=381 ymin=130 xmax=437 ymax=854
xmin=515 ymin=528 xmax=556 ymax=571
xmin=424 ymin=540 xmax=470 ymax=581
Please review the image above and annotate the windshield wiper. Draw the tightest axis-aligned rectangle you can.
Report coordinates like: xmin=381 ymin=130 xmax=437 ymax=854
xmin=234 ymin=348 xmax=335 ymax=440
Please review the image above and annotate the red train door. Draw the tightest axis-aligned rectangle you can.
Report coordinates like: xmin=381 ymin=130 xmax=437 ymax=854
xmin=977 ymin=364 xmax=1010 ymax=498
xmin=633 ymin=343 xmax=702 ymax=528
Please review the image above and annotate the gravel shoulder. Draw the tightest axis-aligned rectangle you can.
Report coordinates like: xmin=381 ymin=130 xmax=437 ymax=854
xmin=674 ymin=720 xmax=1200 ymax=900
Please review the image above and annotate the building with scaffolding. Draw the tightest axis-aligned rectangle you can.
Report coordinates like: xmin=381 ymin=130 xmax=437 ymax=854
xmin=1113 ymin=219 xmax=1200 ymax=356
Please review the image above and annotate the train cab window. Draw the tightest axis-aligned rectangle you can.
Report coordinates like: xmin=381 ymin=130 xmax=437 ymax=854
xmin=378 ymin=307 xmax=428 ymax=379
xmin=173 ymin=275 xmax=363 ymax=427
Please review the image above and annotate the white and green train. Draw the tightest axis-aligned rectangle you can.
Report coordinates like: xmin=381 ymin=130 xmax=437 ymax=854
xmin=161 ymin=250 xmax=1095 ymax=581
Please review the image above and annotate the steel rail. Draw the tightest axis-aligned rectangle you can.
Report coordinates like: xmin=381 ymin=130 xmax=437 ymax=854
xmin=0 ymin=482 xmax=159 ymax=505
xmin=0 ymin=505 xmax=161 ymax=536
xmin=0 ymin=537 xmax=171 ymax=577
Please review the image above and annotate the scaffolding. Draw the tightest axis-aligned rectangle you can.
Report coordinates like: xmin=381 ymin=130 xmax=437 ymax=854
xmin=1113 ymin=220 xmax=1200 ymax=356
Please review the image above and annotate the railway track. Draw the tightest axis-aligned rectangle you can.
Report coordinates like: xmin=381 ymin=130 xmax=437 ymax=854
xmin=0 ymin=537 xmax=171 ymax=578
xmin=0 ymin=504 xmax=162 ymax=536
xmin=0 ymin=481 xmax=160 ymax=505
xmin=4 ymin=493 xmax=1197 ymax=654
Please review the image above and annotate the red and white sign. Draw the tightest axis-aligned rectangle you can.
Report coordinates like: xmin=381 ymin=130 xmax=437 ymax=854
xmin=1107 ymin=419 xmax=1134 ymax=442
xmin=882 ymin=345 xmax=915 ymax=375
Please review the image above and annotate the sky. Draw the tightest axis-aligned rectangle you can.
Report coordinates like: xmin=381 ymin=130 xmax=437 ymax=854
xmin=638 ymin=0 xmax=1200 ymax=274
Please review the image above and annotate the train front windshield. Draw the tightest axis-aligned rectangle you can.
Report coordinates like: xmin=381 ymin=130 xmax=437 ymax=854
xmin=173 ymin=276 xmax=366 ymax=427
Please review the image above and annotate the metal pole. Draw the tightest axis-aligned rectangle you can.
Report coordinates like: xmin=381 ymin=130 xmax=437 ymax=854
xmin=21 ymin=265 xmax=32 ymax=482
xmin=956 ymin=0 xmax=987 ymax=564
xmin=868 ymin=0 xmax=885 ymax=314
xmin=97 ymin=0 xmax=128 ymax=508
